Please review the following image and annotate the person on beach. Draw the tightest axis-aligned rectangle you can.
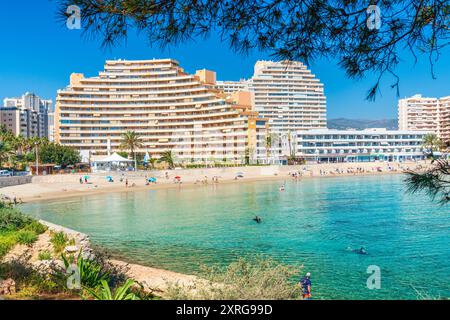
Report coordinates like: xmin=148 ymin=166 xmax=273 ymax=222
xmin=125 ymin=179 xmax=128 ymax=188
xmin=300 ymin=272 xmax=312 ymax=299
xmin=79 ymin=177 xmax=83 ymax=184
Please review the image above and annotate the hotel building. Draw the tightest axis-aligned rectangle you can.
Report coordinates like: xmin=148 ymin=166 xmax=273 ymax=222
xmin=1 ymin=92 xmax=52 ymax=138
xmin=55 ymin=59 xmax=267 ymax=164
xmin=251 ymin=60 xmax=327 ymax=132
xmin=398 ymin=94 xmax=450 ymax=146
xmin=215 ymin=61 xmax=327 ymax=132
xmin=295 ymin=128 xmax=429 ymax=163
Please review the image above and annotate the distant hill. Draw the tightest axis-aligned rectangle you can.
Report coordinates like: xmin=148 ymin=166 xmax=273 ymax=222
xmin=327 ymin=118 xmax=398 ymax=130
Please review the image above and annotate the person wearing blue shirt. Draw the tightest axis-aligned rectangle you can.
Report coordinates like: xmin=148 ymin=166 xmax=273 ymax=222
xmin=300 ymin=272 xmax=312 ymax=299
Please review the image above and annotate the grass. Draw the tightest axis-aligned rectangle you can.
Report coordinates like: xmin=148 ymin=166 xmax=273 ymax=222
xmin=38 ymin=250 xmax=52 ymax=261
xmin=166 ymin=256 xmax=303 ymax=300
xmin=0 ymin=202 xmax=46 ymax=259
xmin=50 ymin=231 xmax=68 ymax=255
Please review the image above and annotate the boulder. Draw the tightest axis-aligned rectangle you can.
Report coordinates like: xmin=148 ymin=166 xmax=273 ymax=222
xmin=65 ymin=245 xmax=80 ymax=254
xmin=0 ymin=279 xmax=16 ymax=296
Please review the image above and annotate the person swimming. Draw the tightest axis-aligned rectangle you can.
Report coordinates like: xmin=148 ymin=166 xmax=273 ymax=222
xmin=346 ymin=246 xmax=368 ymax=255
xmin=279 ymin=185 xmax=285 ymax=191
xmin=253 ymin=216 xmax=262 ymax=223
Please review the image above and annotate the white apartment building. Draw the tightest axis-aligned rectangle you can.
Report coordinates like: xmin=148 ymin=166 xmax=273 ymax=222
xmin=295 ymin=128 xmax=429 ymax=163
xmin=1 ymin=92 xmax=52 ymax=138
xmin=55 ymin=59 xmax=252 ymax=163
xmin=398 ymin=94 xmax=450 ymax=146
xmin=215 ymin=61 xmax=327 ymax=133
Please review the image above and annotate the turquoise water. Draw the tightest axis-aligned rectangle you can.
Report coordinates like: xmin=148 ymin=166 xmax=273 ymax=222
xmin=21 ymin=174 xmax=449 ymax=299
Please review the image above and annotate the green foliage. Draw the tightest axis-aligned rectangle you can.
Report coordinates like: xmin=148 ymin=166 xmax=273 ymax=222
xmin=166 ymin=257 xmax=302 ymax=300
xmin=38 ymin=250 xmax=52 ymax=261
xmin=23 ymin=220 xmax=48 ymax=234
xmin=405 ymin=159 xmax=450 ymax=205
xmin=61 ymin=252 xmax=112 ymax=289
xmin=0 ymin=232 xmax=17 ymax=258
xmin=39 ymin=142 xmax=81 ymax=167
xmin=86 ymin=279 xmax=139 ymax=300
xmin=160 ymin=150 xmax=175 ymax=169
xmin=50 ymin=231 xmax=68 ymax=254
xmin=0 ymin=205 xmax=33 ymax=232
xmin=117 ymin=151 xmax=129 ymax=159
xmin=16 ymin=230 xmax=38 ymax=246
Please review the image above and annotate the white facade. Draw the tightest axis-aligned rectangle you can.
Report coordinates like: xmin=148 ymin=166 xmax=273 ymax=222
xmin=398 ymin=94 xmax=450 ymax=146
xmin=250 ymin=60 xmax=327 ymax=132
xmin=295 ymin=128 xmax=429 ymax=163
xmin=215 ymin=61 xmax=327 ymax=132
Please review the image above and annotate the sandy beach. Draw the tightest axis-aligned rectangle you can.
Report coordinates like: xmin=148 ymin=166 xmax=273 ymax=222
xmin=1 ymin=161 xmax=429 ymax=203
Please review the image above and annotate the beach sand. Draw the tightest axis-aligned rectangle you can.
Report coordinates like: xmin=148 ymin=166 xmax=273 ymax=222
xmin=1 ymin=161 xmax=429 ymax=203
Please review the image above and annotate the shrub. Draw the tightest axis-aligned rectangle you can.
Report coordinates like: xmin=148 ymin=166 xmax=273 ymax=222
xmin=165 ymin=257 xmax=302 ymax=300
xmin=0 ymin=206 xmax=33 ymax=232
xmin=61 ymin=252 xmax=112 ymax=289
xmin=38 ymin=250 xmax=52 ymax=261
xmin=50 ymin=232 xmax=68 ymax=254
xmin=86 ymin=279 xmax=139 ymax=300
xmin=0 ymin=232 xmax=17 ymax=258
xmin=23 ymin=221 xmax=47 ymax=235
xmin=16 ymin=230 xmax=38 ymax=246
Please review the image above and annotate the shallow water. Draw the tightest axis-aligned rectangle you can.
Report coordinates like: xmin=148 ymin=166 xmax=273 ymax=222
xmin=21 ymin=174 xmax=449 ymax=299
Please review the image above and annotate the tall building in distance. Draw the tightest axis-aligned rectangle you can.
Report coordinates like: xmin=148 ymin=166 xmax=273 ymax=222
xmin=398 ymin=94 xmax=450 ymax=146
xmin=55 ymin=59 xmax=257 ymax=163
xmin=215 ymin=60 xmax=327 ymax=132
xmin=1 ymin=92 xmax=52 ymax=138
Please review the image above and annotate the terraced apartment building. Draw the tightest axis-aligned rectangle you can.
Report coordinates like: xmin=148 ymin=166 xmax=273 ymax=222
xmin=215 ymin=61 xmax=327 ymax=132
xmin=398 ymin=94 xmax=450 ymax=146
xmin=55 ymin=59 xmax=264 ymax=163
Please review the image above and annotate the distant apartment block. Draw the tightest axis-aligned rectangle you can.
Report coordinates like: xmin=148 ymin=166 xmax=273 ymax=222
xmin=55 ymin=59 xmax=270 ymax=164
xmin=296 ymin=128 xmax=430 ymax=163
xmin=215 ymin=60 xmax=327 ymax=132
xmin=1 ymin=92 xmax=52 ymax=138
xmin=398 ymin=94 xmax=450 ymax=146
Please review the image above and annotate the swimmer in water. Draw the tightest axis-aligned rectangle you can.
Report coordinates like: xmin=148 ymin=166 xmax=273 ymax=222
xmin=253 ymin=216 xmax=262 ymax=223
xmin=279 ymin=185 xmax=285 ymax=191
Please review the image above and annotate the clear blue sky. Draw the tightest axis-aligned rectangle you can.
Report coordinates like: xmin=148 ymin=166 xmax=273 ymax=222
xmin=1 ymin=1 xmax=450 ymax=119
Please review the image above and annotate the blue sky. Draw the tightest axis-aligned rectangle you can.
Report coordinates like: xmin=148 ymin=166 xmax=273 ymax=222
xmin=1 ymin=1 xmax=449 ymax=119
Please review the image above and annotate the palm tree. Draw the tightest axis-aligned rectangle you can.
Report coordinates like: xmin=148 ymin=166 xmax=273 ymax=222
xmin=422 ymin=133 xmax=444 ymax=159
xmin=148 ymin=157 xmax=158 ymax=170
xmin=0 ymin=141 xmax=14 ymax=169
xmin=160 ymin=150 xmax=175 ymax=169
xmin=29 ymin=136 xmax=49 ymax=175
xmin=265 ymin=133 xmax=273 ymax=163
xmin=120 ymin=131 xmax=143 ymax=170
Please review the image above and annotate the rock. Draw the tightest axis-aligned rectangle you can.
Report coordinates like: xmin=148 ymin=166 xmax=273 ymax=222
xmin=65 ymin=245 xmax=79 ymax=253
xmin=0 ymin=279 xmax=16 ymax=296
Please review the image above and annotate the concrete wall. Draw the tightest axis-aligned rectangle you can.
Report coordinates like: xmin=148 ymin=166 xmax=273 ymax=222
xmin=0 ymin=176 xmax=33 ymax=188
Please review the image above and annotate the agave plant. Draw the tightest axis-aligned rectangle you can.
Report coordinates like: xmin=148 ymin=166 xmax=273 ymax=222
xmin=87 ymin=279 xmax=139 ymax=300
xmin=61 ymin=251 xmax=111 ymax=289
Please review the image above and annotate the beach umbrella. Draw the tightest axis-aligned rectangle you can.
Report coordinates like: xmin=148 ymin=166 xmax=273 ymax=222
xmin=144 ymin=151 xmax=150 ymax=164
xmin=84 ymin=175 xmax=90 ymax=180
xmin=236 ymin=172 xmax=244 ymax=176
xmin=149 ymin=177 xmax=157 ymax=183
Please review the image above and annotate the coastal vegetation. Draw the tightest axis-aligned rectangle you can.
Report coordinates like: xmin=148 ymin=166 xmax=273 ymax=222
xmin=120 ymin=131 xmax=143 ymax=170
xmin=0 ymin=202 xmax=46 ymax=259
xmin=166 ymin=257 xmax=302 ymax=300
xmin=0 ymin=126 xmax=80 ymax=171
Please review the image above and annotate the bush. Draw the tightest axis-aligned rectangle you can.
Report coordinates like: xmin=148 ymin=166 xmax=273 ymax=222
xmin=16 ymin=230 xmax=38 ymax=246
xmin=23 ymin=221 xmax=47 ymax=235
xmin=0 ymin=232 xmax=17 ymax=258
xmin=50 ymin=232 xmax=68 ymax=254
xmin=166 ymin=257 xmax=302 ymax=300
xmin=38 ymin=250 xmax=52 ymax=261
xmin=0 ymin=206 xmax=33 ymax=232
